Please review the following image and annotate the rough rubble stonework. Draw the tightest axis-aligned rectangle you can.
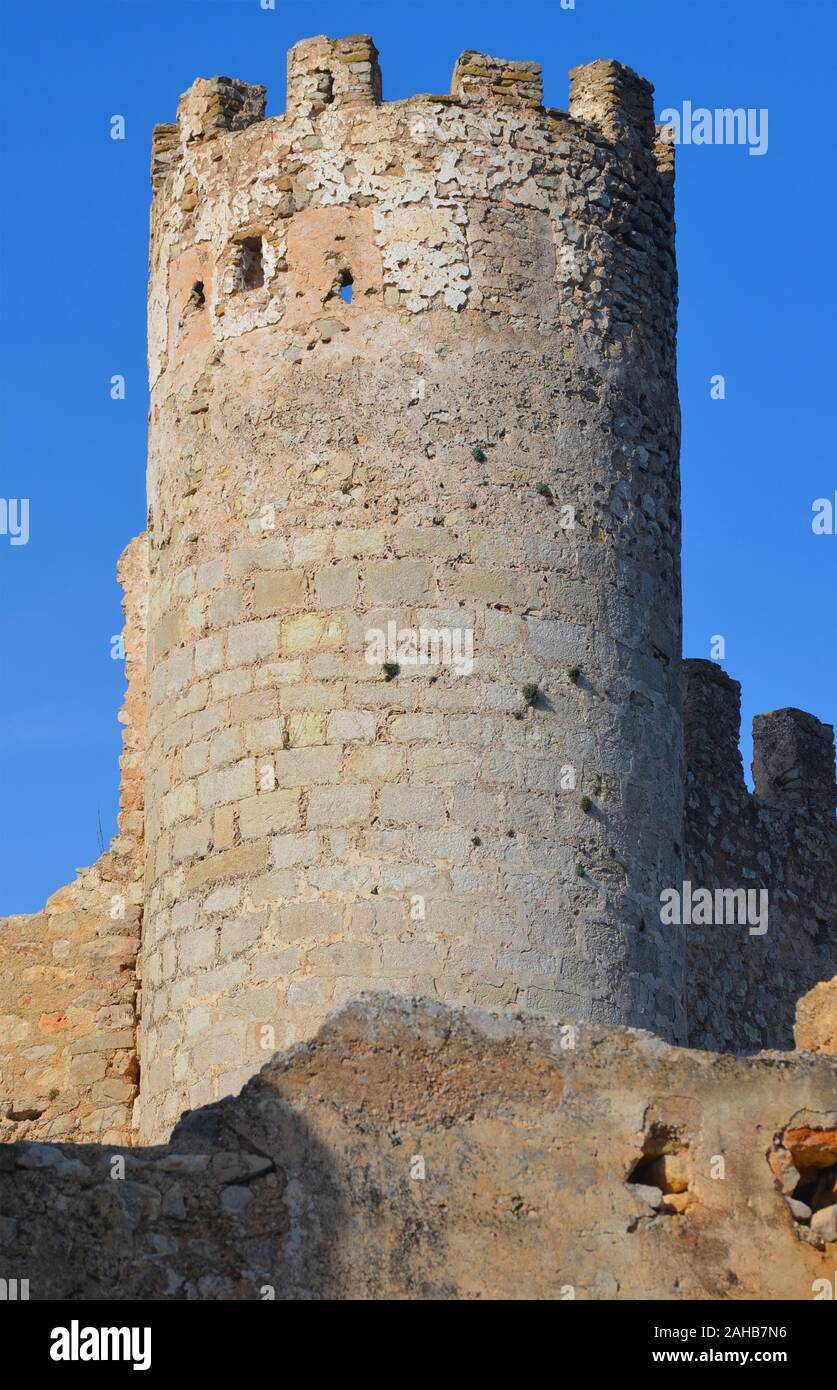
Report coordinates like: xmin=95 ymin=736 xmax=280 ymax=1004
xmin=1 ymin=995 xmax=836 ymax=1300
xmin=0 ymin=34 xmax=834 ymax=1200
xmin=795 ymin=976 xmax=837 ymax=1056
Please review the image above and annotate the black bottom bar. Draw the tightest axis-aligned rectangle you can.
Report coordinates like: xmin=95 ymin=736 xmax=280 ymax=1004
xmin=1 ymin=1296 xmax=832 ymax=1375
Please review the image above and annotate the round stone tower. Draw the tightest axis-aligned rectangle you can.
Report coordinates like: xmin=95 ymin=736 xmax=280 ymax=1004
xmin=139 ymin=35 xmax=684 ymax=1140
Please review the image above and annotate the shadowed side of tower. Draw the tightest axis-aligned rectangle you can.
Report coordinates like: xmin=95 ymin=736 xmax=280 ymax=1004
xmin=138 ymin=36 xmax=685 ymax=1140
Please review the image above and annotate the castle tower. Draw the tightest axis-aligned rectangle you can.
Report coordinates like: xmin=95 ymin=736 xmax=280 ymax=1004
xmin=139 ymin=36 xmax=684 ymax=1140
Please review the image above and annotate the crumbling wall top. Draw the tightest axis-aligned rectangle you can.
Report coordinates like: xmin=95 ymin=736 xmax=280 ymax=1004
xmin=683 ymin=658 xmax=837 ymax=826
xmin=151 ymin=34 xmax=663 ymax=189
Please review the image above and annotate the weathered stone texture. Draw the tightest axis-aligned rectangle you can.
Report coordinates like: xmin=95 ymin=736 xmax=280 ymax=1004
xmin=683 ymin=661 xmax=837 ymax=1053
xmin=1 ymin=997 xmax=835 ymax=1299
xmin=795 ymin=976 xmax=837 ymax=1055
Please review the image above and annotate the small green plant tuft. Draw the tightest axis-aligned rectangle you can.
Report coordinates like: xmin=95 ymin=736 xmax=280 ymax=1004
xmin=575 ymin=864 xmax=585 ymax=878
xmin=567 ymin=666 xmax=581 ymax=683
xmin=535 ymin=482 xmax=553 ymax=499
xmin=382 ymin=662 xmax=400 ymax=681
xmin=522 ymin=681 xmax=540 ymax=708
xmin=471 ymin=446 xmax=487 ymax=463
xmin=579 ymin=795 xmax=592 ymax=813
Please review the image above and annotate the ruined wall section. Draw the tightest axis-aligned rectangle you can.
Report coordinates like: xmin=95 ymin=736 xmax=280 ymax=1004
xmin=138 ymin=36 xmax=684 ymax=1142
xmin=683 ymin=659 xmax=837 ymax=1052
xmin=0 ymin=536 xmax=148 ymax=1144
xmin=2 ymin=997 xmax=836 ymax=1301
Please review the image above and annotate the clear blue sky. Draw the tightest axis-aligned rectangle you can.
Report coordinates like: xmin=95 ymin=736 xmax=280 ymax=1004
xmin=1 ymin=0 xmax=834 ymax=912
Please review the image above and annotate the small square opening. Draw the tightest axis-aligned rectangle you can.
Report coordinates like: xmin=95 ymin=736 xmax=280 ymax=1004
xmin=233 ymin=235 xmax=264 ymax=292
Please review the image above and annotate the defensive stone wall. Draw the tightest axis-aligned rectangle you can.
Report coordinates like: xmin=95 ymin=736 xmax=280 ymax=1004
xmin=683 ymin=659 xmax=837 ymax=1052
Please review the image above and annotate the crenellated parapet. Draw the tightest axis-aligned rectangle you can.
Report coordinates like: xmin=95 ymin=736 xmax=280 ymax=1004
xmin=683 ymin=660 xmax=837 ymax=830
xmin=149 ymin=37 xmax=668 ymax=196
xmin=683 ymin=660 xmax=837 ymax=1053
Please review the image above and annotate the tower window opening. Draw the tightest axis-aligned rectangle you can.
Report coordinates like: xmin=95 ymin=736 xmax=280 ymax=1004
xmin=234 ymin=236 xmax=264 ymax=292
xmin=313 ymin=69 xmax=334 ymax=106
xmin=328 ymin=268 xmax=354 ymax=304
